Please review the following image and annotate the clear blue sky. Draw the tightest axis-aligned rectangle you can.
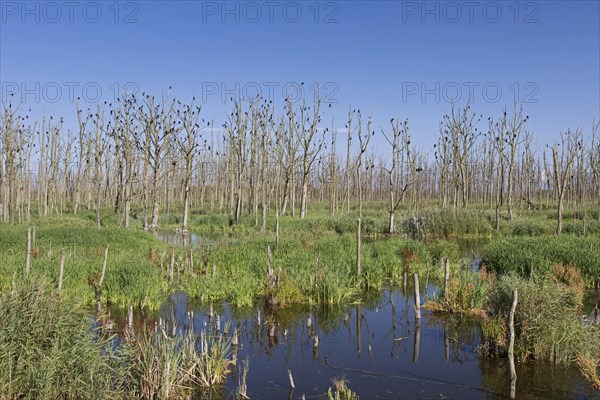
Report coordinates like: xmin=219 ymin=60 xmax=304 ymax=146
xmin=1 ymin=0 xmax=599 ymax=151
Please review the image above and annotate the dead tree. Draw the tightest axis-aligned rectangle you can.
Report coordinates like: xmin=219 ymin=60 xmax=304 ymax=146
xmin=278 ymin=103 xmax=299 ymax=217
xmin=504 ymin=105 xmax=528 ymax=221
xmin=381 ymin=117 xmax=413 ymax=234
xmin=355 ymin=111 xmax=372 ymax=219
xmin=139 ymin=94 xmax=178 ymax=231
xmin=552 ymin=129 xmax=580 ymax=235
xmin=297 ymin=95 xmax=325 ymax=219
xmin=176 ymin=98 xmax=205 ymax=233
xmin=435 ymin=123 xmax=452 ymax=208
xmin=443 ymin=103 xmax=481 ymax=208
xmin=590 ymin=120 xmax=600 ymax=221
xmin=344 ymin=107 xmax=358 ymax=213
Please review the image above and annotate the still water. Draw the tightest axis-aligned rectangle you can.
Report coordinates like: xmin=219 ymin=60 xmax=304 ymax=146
xmin=107 ymin=289 xmax=598 ymax=400
xmin=119 ymin=232 xmax=598 ymax=399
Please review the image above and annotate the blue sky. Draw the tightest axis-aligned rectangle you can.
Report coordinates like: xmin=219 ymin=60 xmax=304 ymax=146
xmin=1 ymin=0 xmax=599 ymax=152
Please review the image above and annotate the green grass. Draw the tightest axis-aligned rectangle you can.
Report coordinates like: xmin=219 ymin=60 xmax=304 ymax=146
xmin=0 ymin=276 xmax=125 ymax=399
xmin=0 ymin=276 xmax=237 ymax=399
xmin=0 ymin=223 xmax=167 ymax=308
xmin=481 ymin=236 xmax=600 ymax=283
xmin=486 ymin=274 xmax=600 ymax=366
xmin=2 ymin=203 xmax=599 ymax=312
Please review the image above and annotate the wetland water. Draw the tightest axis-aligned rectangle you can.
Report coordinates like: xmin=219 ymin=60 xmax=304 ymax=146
xmin=108 ymin=232 xmax=599 ymax=399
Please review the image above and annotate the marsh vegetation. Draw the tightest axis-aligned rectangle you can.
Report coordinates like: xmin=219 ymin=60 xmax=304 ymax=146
xmin=1 ymin=97 xmax=599 ymax=398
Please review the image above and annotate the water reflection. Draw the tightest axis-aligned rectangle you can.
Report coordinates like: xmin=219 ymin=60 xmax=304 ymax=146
xmin=155 ymin=231 xmax=203 ymax=246
xmin=101 ymin=288 xmax=597 ymax=399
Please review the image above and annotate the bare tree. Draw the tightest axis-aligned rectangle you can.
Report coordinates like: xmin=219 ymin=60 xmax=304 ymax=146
xmin=589 ymin=120 xmax=600 ymax=221
xmin=443 ymin=103 xmax=481 ymax=208
xmin=381 ymin=117 xmax=412 ymax=234
xmin=138 ymin=94 xmax=178 ymax=231
xmin=344 ymin=107 xmax=358 ymax=213
xmin=176 ymin=97 xmax=205 ymax=233
xmin=435 ymin=123 xmax=451 ymax=209
xmin=3 ymin=93 xmax=600 ymax=235
xmin=552 ymin=129 xmax=580 ymax=235
xmin=296 ymin=94 xmax=325 ymax=219
xmin=355 ymin=111 xmax=372 ymax=219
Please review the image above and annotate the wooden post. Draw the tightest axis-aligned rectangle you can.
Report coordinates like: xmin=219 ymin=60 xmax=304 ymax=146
xmin=444 ymin=328 xmax=449 ymax=361
xmin=529 ymin=259 xmax=534 ymax=281
xmin=169 ymin=251 xmax=175 ymax=283
xmin=58 ymin=255 xmax=65 ymax=293
xmin=267 ymin=245 xmax=276 ymax=288
xmin=413 ymin=317 xmax=421 ymax=364
xmin=287 ymin=369 xmax=295 ymax=389
xmin=444 ymin=257 xmax=450 ymax=301
xmin=98 ymin=246 xmax=109 ymax=288
xmin=25 ymin=228 xmax=31 ymax=275
xmin=508 ymin=288 xmax=518 ymax=399
xmin=356 ymin=218 xmax=361 ymax=282
xmin=595 ymin=278 xmax=600 ymax=323
xmin=276 ymin=212 xmax=280 ymax=251
xmin=356 ymin=305 xmax=362 ymax=354
xmin=128 ymin=305 xmax=133 ymax=331
xmin=232 ymin=328 xmax=239 ymax=346
xmin=414 ymin=273 xmax=421 ymax=320
xmin=189 ymin=310 xmax=194 ymax=335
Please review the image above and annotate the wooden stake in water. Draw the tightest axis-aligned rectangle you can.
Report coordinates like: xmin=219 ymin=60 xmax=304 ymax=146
xmin=25 ymin=228 xmax=31 ymax=275
xmin=287 ymin=369 xmax=295 ymax=389
xmin=58 ymin=255 xmax=65 ymax=293
xmin=414 ymin=273 xmax=421 ymax=320
xmin=413 ymin=317 xmax=421 ymax=364
xmin=508 ymin=288 xmax=518 ymax=399
xmin=232 ymin=328 xmax=239 ymax=346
